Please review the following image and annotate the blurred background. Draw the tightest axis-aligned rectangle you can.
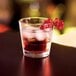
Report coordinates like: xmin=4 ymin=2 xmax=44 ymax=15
xmin=0 ymin=0 xmax=76 ymax=46
xmin=0 ymin=0 xmax=76 ymax=31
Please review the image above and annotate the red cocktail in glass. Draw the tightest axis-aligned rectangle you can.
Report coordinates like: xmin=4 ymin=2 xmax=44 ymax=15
xmin=19 ymin=17 xmax=52 ymax=58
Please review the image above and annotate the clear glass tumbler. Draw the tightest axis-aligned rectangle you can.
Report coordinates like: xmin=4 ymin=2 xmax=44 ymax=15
xmin=19 ymin=17 xmax=52 ymax=58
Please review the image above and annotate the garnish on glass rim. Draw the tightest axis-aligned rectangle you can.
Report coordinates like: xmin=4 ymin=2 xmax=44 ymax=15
xmin=40 ymin=18 xmax=64 ymax=30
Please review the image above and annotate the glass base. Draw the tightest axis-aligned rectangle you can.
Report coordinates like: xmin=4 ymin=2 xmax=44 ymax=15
xmin=23 ymin=50 xmax=50 ymax=58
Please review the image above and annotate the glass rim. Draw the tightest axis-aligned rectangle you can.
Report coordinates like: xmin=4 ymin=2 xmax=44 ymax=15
xmin=19 ymin=17 xmax=48 ymax=24
xmin=19 ymin=17 xmax=52 ymax=32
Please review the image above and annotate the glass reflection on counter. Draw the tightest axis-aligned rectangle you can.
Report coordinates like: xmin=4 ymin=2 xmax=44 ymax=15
xmin=18 ymin=56 xmax=53 ymax=76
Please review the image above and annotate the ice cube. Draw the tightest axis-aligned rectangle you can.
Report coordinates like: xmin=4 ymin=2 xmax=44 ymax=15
xmin=24 ymin=26 xmax=36 ymax=30
xmin=22 ymin=26 xmax=37 ymax=39
xmin=45 ymin=31 xmax=52 ymax=42
xmin=35 ymin=30 xmax=46 ymax=41
xmin=44 ymin=28 xmax=52 ymax=31
xmin=23 ymin=30 xmax=34 ymax=39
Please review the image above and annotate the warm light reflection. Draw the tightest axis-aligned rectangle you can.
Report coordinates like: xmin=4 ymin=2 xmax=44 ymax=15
xmin=47 ymin=3 xmax=65 ymax=19
xmin=18 ymin=0 xmax=34 ymax=3
xmin=0 ymin=24 xmax=11 ymax=33
xmin=17 ymin=56 xmax=25 ymax=76
xmin=17 ymin=56 xmax=53 ymax=76
xmin=29 ymin=2 xmax=40 ymax=17
xmin=51 ymin=4 xmax=65 ymax=19
xmin=42 ymin=57 xmax=52 ymax=76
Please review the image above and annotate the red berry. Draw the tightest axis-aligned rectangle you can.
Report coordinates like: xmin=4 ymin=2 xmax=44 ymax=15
xmin=54 ymin=18 xmax=64 ymax=30
xmin=40 ymin=18 xmax=53 ymax=30
xmin=40 ymin=18 xmax=64 ymax=30
xmin=58 ymin=20 xmax=64 ymax=30
xmin=40 ymin=25 xmax=44 ymax=29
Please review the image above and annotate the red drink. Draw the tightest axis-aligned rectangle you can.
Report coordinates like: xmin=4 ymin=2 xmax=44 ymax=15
xmin=19 ymin=17 xmax=64 ymax=58
xmin=24 ymin=38 xmax=46 ymax=52
xmin=19 ymin=17 xmax=52 ymax=58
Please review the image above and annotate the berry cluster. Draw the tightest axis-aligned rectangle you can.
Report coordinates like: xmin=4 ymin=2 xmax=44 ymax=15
xmin=40 ymin=18 xmax=64 ymax=30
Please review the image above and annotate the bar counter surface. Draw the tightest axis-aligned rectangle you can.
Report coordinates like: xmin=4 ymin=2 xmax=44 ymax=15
xmin=0 ymin=31 xmax=76 ymax=76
